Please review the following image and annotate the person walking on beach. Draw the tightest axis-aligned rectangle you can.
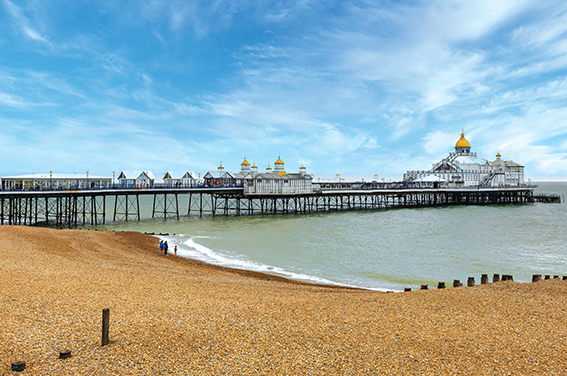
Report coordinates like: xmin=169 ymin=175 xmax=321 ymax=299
xmin=174 ymin=245 xmax=177 ymax=255
xmin=159 ymin=240 xmax=164 ymax=255
xmin=164 ymin=241 xmax=169 ymax=256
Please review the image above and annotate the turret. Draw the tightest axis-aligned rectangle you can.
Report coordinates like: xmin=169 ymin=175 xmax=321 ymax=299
xmin=240 ymin=158 xmax=251 ymax=173
xmin=274 ymin=155 xmax=286 ymax=176
xmin=455 ymin=130 xmax=471 ymax=155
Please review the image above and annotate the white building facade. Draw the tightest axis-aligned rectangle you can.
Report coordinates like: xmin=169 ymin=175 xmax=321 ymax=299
xmin=403 ymin=131 xmax=525 ymax=187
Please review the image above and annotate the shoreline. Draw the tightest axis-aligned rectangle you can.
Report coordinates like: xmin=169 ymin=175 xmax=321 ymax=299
xmin=153 ymin=233 xmax=380 ymax=291
xmin=3 ymin=225 xmax=567 ymax=374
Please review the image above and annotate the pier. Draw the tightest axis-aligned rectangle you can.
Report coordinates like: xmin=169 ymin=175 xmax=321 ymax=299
xmin=0 ymin=186 xmax=542 ymax=228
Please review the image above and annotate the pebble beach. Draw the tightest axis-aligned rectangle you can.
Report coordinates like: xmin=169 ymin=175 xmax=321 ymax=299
xmin=2 ymin=226 xmax=567 ymax=375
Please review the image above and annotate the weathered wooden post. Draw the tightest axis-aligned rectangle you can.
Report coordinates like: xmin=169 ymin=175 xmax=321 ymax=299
xmin=453 ymin=279 xmax=461 ymax=288
xmin=545 ymin=275 xmax=550 ymax=280
xmin=554 ymin=275 xmax=559 ymax=279
xmin=59 ymin=350 xmax=72 ymax=359
xmin=532 ymin=274 xmax=541 ymax=282
xmin=563 ymin=276 xmax=567 ymax=281
xmin=502 ymin=274 xmax=514 ymax=281
xmin=481 ymin=274 xmax=488 ymax=284
xmin=420 ymin=284 xmax=428 ymax=290
xmin=467 ymin=277 xmax=475 ymax=287
xmin=404 ymin=287 xmax=411 ymax=292
xmin=102 ymin=308 xmax=110 ymax=346
xmin=493 ymin=274 xmax=500 ymax=282
xmin=11 ymin=361 xmax=25 ymax=372
xmin=438 ymin=282 xmax=445 ymax=289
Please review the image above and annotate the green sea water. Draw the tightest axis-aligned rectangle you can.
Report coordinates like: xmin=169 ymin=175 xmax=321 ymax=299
xmin=93 ymin=182 xmax=567 ymax=291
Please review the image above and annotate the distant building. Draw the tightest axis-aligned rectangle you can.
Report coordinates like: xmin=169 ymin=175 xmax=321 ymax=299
xmin=403 ymin=131 xmax=525 ymax=187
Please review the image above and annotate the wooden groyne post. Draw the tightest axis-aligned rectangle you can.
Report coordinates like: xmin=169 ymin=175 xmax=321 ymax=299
xmin=102 ymin=308 xmax=110 ymax=346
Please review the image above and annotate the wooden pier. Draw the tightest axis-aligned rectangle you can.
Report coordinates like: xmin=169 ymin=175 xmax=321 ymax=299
xmin=533 ymin=194 xmax=561 ymax=203
xmin=0 ymin=187 xmax=542 ymax=227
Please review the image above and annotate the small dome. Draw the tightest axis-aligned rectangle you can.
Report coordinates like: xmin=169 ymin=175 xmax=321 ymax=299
xmin=455 ymin=131 xmax=470 ymax=148
xmin=496 ymin=152 xmax=501 ymax=157
xmin=275 ymin=158 xmax=284 ymax=165
xmin=241 ymin=158 xmax=250 ymax=166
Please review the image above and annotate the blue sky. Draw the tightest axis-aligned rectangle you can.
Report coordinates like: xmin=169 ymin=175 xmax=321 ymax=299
xmin=1 ymin=0 xmax=566 ymax=181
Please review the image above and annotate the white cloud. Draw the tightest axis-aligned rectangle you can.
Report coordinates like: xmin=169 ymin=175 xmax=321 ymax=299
xmin=2 ymin=0 xmax=52 ymax=46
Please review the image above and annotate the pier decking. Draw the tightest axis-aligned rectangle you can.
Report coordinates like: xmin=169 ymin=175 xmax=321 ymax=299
xmin=0 ymin=186 xmax=546 ymax=228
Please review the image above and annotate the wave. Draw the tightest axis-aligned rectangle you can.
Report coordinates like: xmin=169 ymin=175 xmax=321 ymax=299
xmin=157 ymin=235 xmax=389 ymax=291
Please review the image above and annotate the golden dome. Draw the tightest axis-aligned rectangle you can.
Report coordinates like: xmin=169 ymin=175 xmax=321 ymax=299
xmin=455 ymin=131 xmax=470 ymax=148
xmin=496 ymin=152 xmax=501 ymax=157
xmin=241 ymin=158 xmax=250 ymax=166
xmin=275 ymin=158 xmax=284 ymax=165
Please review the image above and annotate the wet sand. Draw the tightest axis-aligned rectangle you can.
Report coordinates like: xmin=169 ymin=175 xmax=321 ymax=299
xmin=2 ymin=226 xmax=567 ymax=375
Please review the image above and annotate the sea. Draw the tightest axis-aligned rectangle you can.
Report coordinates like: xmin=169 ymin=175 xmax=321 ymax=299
xmin=92 ymin=182 xmax=567 ymax=292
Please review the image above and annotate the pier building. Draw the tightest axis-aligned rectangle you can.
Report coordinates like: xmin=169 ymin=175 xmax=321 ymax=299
xmin=0 ymin=173 xmax=111 ymax=190
xmin=203 ymin=157 xmax=313 ymax=194
xmin=403 ymin=131 xmax=525 ymax=187
xmin=117 ymin=171 xmax=156 ymax=188
xmin=163 ymin=172 xmax=197 ymax=188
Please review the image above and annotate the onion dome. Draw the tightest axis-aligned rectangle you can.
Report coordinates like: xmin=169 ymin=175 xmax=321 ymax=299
xmin=455 ymin=131 xmax=470 ymax=148
xmin=241 ymin=158 xmax=250 ymax=166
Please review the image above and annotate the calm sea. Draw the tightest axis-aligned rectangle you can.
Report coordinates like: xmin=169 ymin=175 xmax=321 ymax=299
xmin=94 ymin=182 xmax=567 ymax=291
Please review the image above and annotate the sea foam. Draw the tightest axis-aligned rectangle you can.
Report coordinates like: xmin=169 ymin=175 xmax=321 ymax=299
xmin=158 ymin=234 xmax=385 ymax=291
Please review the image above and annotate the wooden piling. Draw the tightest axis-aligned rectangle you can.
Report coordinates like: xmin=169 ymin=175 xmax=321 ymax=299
xmin=102 ymin=308 xmax=110 ymax=346
xmin=404 ymin=287 xmax=411 ymax=292
xmin=481 ymin=274 xmax=488 ymax=284
xmin=467 ymin=277 xmax=475 ymax=287
xmin=11 ymin=361 xmax=25 ymax=372
xmin=420 ymin=284 xmax=428 ymax=290
xmin=532 ymin=274 xmax=541 ymax=282
xmin=563 ymin=276 xmax=567 ymax=281
xmin=437 ymin=282 xmax=445 ymax=289
xmin=545 ymin=275 xmax=550 ymax=280
xmin=59 ymin=350 xmax=72 ymax=359
xmin=493 ymin=274 xmax=500 ymax=282
xmin=553 ymin=275 xmax=559 ymax=279
xmin=502 ymin=274 xmax=513 ymax=281
xmin=453 ymin=279 xmax=461 ymax=288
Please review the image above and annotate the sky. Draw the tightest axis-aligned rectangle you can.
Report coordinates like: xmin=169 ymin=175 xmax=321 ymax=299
xmin=1 ymin=0 xmax=567 ymax=181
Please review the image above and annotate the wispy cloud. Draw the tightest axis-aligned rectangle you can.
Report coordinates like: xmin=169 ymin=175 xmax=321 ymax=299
xmin=2 ymin=0 xmax=52 ymax=46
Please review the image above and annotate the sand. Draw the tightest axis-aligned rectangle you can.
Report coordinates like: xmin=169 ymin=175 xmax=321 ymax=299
xmin=1 ymin=226 xmax=567 ymax=375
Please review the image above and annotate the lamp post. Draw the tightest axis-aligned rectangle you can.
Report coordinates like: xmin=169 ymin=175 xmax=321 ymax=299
xmin=50 ymin=170 xmax=52 ymax=190
xmin=86 ymin=171 xmax=89 ymax=189
xmin=113 ymin=171 xmax=115 ymax=188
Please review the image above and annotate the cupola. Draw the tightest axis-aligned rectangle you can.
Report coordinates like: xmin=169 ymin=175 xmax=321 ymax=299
xmin=455 ymin=130 xmax=471 ymax=155
xmin=241 ymin=157 xmax=251 ymax=172
xmin=274 ymin=155 xmax=286 ymax=176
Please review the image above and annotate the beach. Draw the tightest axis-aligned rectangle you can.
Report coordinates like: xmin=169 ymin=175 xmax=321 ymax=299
xmin=2 ymin=226 xmax=567 ymax=375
